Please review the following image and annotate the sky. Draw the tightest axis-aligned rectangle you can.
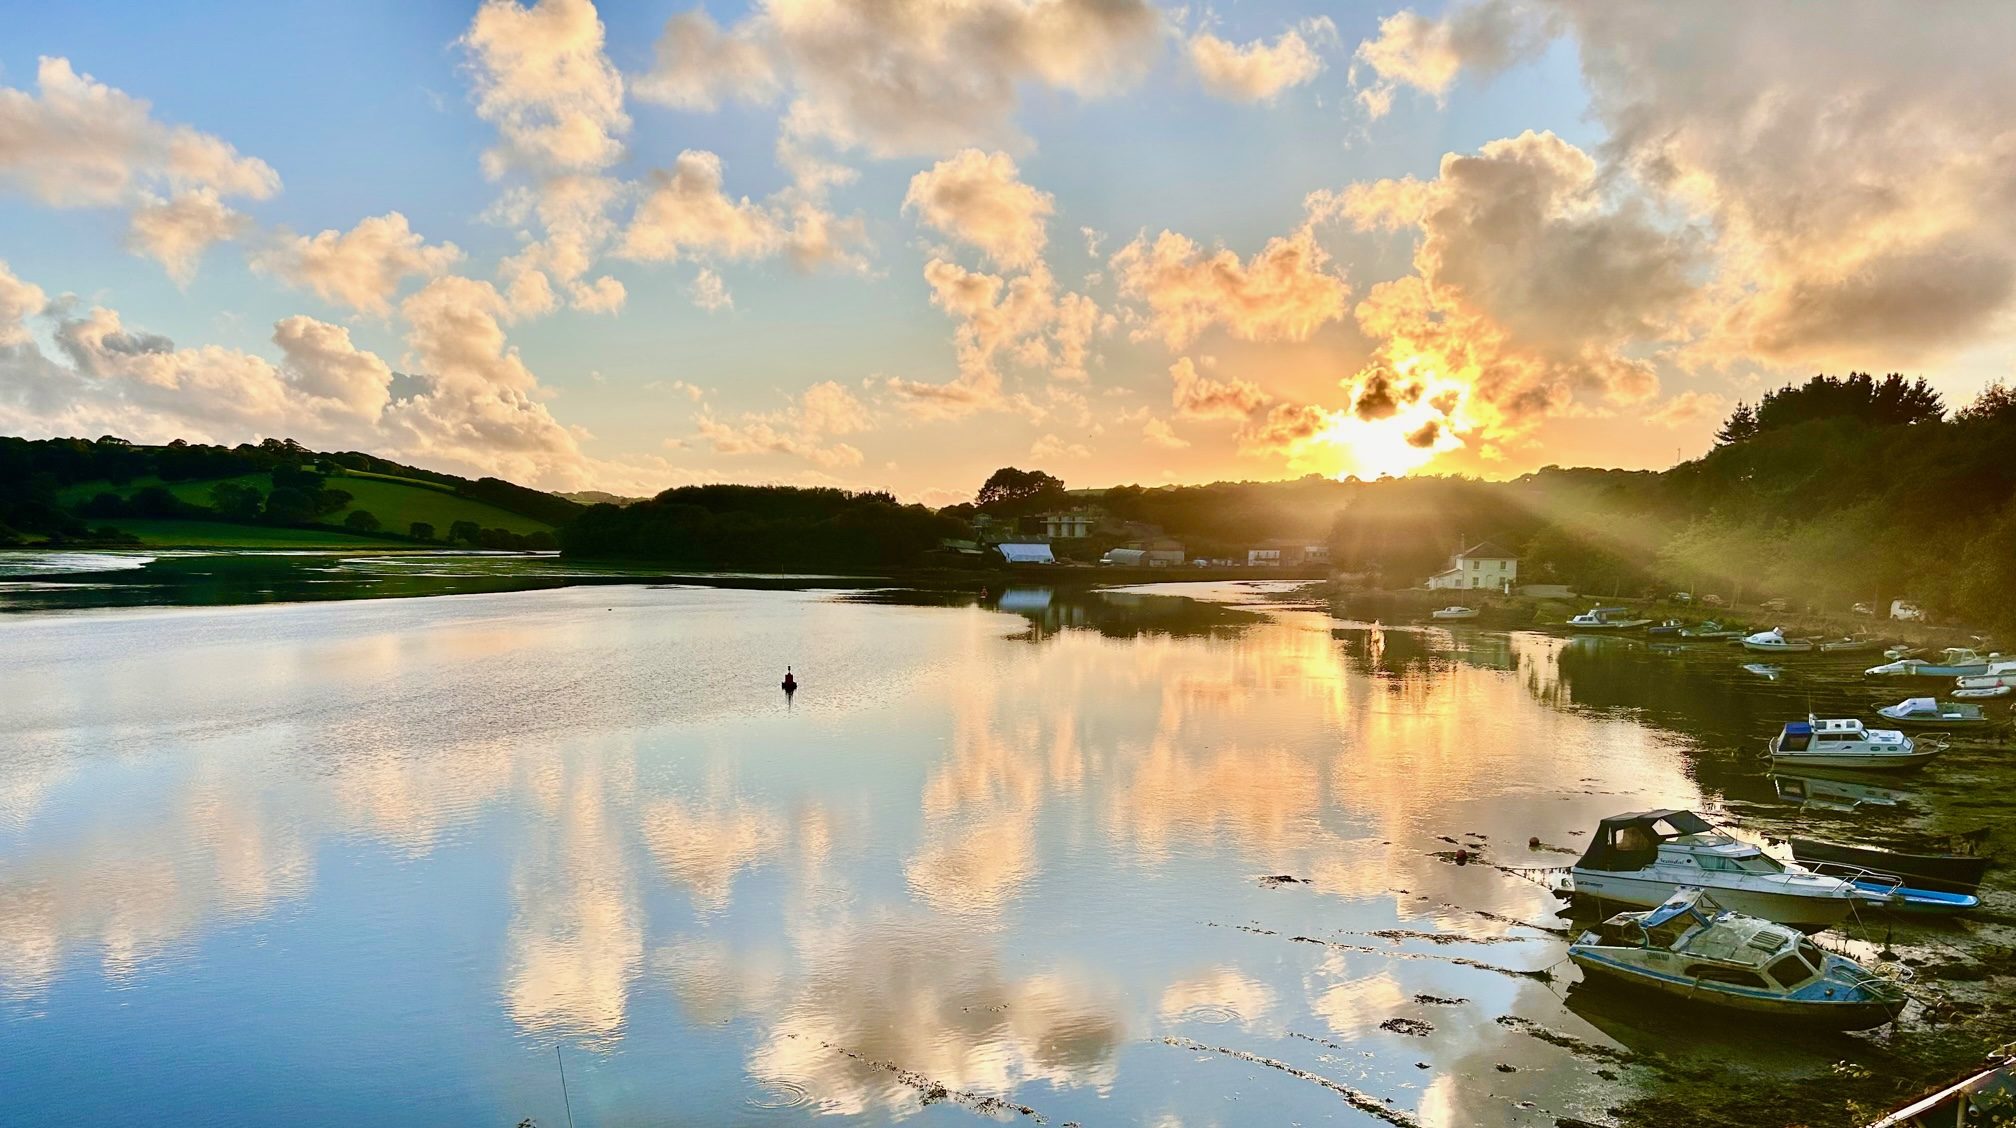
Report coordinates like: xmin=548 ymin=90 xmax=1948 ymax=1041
xmin=2 ymin=1 xmax=2014 ymax=503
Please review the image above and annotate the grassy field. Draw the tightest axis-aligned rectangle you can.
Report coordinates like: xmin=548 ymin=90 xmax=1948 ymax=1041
xmin=103 ymin=520 xmax=407 ymax=548
xmin=56 ymin=471 xmax=555 ymax=536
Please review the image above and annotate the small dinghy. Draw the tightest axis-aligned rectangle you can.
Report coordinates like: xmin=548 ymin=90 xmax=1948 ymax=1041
xmin=1429 ymin=605 xmax=1479 ymax=620
xmin=1647 ymin=618 xmax=1686 ymax=636
xmin=1567 ymin=606 xmax=1653 ymax=631
xmin=1866 ymin=647 xmax=2002 ymax=679
xmin=1816 ymin=636 xmax=1879 ymax=655
xmin=1744 ymin=627 xmax=1814 ymax=654
xmin=1679 ymin=621 xmax=1747 ymax=640
xmin=1954 ymin=659 xmax=2016 ymax=693
xmin=1789 ymin=835 xmax=1991 ymax=895
xmin=1769 ymin=716 xmax=1943 ymax=770
xmin=1874 ymin=697 xmax=1996 ymax=730
xmin=1953 ymin=684 xmax=2012 ymax=700
xmin=1567 ymin=890 xmax=1908 ymax=1030
xmin=1868 ymin=1049 xmax=2016 ymax=1126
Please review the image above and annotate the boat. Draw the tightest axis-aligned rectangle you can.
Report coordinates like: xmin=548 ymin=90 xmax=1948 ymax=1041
xmin=1773 ymin=770 xmax=1912 ymax=812
xmin=1816 ymin=637 xmax=1881 ymax=655
xmin=1679 ymin=621 xmax=1747 ymax=640
xmin=1866 ymin=647 xmax=2003 ymax=679
xmin=1566 ymin=810 xmax=1878 ymax=928
xmin=1769 ymin=717 xmax=1943 ymax=770
xmin=1955 ymin=660 xmax=2016 ymax=692
xmin=1883 ymin=645 xmax=1924 ymax=661
xmin=1566 ymin=606 xmax=1654 ymax=631
xmin=1647 ymin=618 xmax=1686 ymax=636
xmin=1868 ymin=1049 xmax=2016 ymax=1126
xmin=1874 ymin=697 xmax=1997 ymax=730
xmin=1743 ymin=663 xmax=1785 ymax=681
xmin=1789 ymin=836 xmax=1991 ymax=895
xmin=1953 ymin=684 xmax=2012 ymax=700
xmin=1429 ymin=605 xmax=1479 ymax=621
xmin=1567 ymin=890 xmax=1908 ymax=1029
xmin=1744 ymin=627 xmax=1815 ymax=654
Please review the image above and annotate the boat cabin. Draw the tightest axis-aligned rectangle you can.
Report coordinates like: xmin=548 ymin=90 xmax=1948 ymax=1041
xmin=1775 ymin=718 xmax=1907 ymax=751
xmin=1587 ymin=892 xmax=1831 ymax=991
xmin=1577 ymin=809 xmax=1726 ymax=872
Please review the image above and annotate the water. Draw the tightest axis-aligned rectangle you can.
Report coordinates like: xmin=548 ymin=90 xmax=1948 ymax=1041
xmin=1 ymin=578 xmax=2009 ymax=1126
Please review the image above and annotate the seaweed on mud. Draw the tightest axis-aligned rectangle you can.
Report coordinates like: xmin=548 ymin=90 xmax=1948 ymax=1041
xmin=1281 ymin=934 xmax=1557 ymax=981
xmin=1358 ymin=928 xmax=1523 ymax=945
xmin=1159 ymin=1036 xmax=1422 ymax=1128
xmin=1413 ymin=994 xmax=1468 ymax=1005
xmin=1380 ymin=1017 xmax=1434 ymax=1037
xmin=786 ymin=1034 xmax=1047 ymax=1121
xmin=1259 ymin=874 xmax=1309 ymax=888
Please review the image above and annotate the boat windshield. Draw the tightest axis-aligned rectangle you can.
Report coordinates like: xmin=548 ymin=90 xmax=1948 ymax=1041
xmin=1768 ymin=952 xmax=1817 ymax=988
xmin=1695 ymin=853 xmax=1782 ymax=874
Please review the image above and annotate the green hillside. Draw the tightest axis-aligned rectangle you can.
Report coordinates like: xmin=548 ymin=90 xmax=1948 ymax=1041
xmin=104 ymin=520 xmax=406 ymax=548
xmin=59 ymin=470 xmax=554 ymax=536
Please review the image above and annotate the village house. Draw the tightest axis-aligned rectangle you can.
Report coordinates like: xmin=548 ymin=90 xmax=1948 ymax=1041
xmin=1427 ymin=542 xmax=1519 ymax=592
xmin=1248 ymin=540 xmax=1330 ymax=567
xmin=1037 ymin=509 xmax=1096 ymax=539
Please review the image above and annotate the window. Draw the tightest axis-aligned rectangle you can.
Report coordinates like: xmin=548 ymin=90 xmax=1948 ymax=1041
xmin=1767 ymin=954 xmax=1815 ymax=988
xmin=1685 ymin=965 xmax=1769 ymax=989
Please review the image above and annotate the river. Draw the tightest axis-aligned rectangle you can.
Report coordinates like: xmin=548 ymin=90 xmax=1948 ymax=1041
xmin=1 ymin=572 xmax=2010 ymax=1126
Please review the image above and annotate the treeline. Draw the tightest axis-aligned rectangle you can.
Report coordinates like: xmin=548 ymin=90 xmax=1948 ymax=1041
xmin=561 ymin=484 xmax=965 ymax=570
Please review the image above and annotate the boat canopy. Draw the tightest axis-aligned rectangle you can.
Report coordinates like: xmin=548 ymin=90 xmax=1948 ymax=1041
xmin=1576 ymin=809 xmax=1716 ymax=871
xmin=1641 ymin=889 xmax=1720 ymax=929
xmin=1897 ymin=697 xmax=1937 ymax=713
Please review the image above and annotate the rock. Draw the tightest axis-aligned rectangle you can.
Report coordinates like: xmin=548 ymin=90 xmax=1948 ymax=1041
xmin=1380 ymin=1017 xmax=1434 ymax=1037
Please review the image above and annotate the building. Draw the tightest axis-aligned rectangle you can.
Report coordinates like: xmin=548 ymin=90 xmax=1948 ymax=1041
xmin=1100 ymin=547 xmax=1147 ymax=566
xmin=1249 ymin=540 xmax=1328 ymax=567
xmin=1427 ymin=542 xmax=1519 ymax=592
xmin=1038 ymin=509 xmax=1095 ymax=539
xmin=1143 ymin=538 xmax=1186 ymax=567
xmin=997 ymin=542 xmax=1057 ymax=564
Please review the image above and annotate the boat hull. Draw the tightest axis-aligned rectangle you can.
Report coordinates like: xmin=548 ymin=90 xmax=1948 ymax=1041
xmin=1789 ymin=838 xmax=1990 ymax=894
xmin=1567 ymin=871 xmax=1856 ymax=929
xmin=1568 ymin=951 xmax=1900 ymax=1030
xmin=1745 ymin=640 xmax=1815 ymax=654
xmin=1769 ymin=748 xmax=1939 ymax=770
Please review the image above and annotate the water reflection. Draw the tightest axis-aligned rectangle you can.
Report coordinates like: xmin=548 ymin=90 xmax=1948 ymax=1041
xmin=3 ymin=580 xmax=1994 ymax=1125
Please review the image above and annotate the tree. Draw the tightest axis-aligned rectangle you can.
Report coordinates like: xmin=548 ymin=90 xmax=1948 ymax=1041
xmin=1753 ymin=372 xmax=1944 ymax=435
xmin=344 ymin=509 xmax=381 ymax=532
xmin=409 ymin=521 xmax=436 ymax=541
xmin=313 ymin=487 xmax=353 ymax=515
xmin=262 ymin=486 xmax=317 ymax=525
xmin=210 ymin=482 xmax=264 ymax=521
xmin=975 ymin=467 xmax=1066 ymax=514
xmin=447 ymin=519 xmax=482 ymax=544
xmin=1715 ymin=402 xmax=1758 ymax=445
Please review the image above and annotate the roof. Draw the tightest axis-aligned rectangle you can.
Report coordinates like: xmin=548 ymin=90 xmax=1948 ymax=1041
xmin=997 ymin=542 xmax=1056 ymax=563
xmin=1458 ymin=541 xmax=1517 ymax=560
xmin=1595 ymin=809 xmax=1714 ymax=833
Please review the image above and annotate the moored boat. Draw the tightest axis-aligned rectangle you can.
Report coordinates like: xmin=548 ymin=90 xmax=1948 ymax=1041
xmin=1744 ymin=627 xmax=1814 ymax=654
xmin=1789 ymin=836 xmax=1991 ymax=896
xmin=1647 ymin=618 xmax=1686 ymax=635
xmin=1567 ymin=890 xmax=1908 ymax=1030
xmin=1953 ymin=684 xmax=2012 ymax=700
xmin=1429 ymin=605 xmax=1479 ymax=620
xmin=1679 ymin=621 xmax=1747 ymax=640
xmin=1874 ymin=697 xmax=1996 ymax=730
xmin=1866 ymin=647 xmax=2003 ymax=679
xmin=1769 ymin=717 xmax=1943 ymax=770
xmin=1817 ymin=636 xmax=1880 ymax=655
xmin=1567 ymin=810 xmax=1876 ymax=929
xmin=1954 ymin=659 xmax=2016 ymax=692
xmin=1567 ymin=606 xmax=1653 ymax=631
xmin=1867 ymin=1049 xmax=2016 ymax=1126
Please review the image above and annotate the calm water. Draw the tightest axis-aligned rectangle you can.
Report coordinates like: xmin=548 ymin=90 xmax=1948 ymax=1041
xmin=1 ymin=580 xmax=2005 ymax=1126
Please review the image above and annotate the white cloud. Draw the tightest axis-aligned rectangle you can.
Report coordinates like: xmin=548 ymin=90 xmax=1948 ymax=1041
xmin=1110 ymin=227 xmax=1350 ymax=349
xmin=252 ymin=212 xmax=463 ymax=316
xmin=886 ymin=260 xmax=1110 ymax=415
xmin=1141 ymin=417 xmax=1188 ymax=448
xmin=125 ymin=189 xmax=249 ymax=285
xmin=618 ymin=150 xmax=783 ymax=262
xmin=1188 ymin=28 xmax=1324 ymax=103
xmin=0 ymin=57 xmax=280 ymax=207
xmin=688 ymin=268 xmax=732 ymax=312
xmin=461 ymin=0 xmax=629 ymax=178
xmin=1030 ymin=432 xmax=1089 ymax=460
xmin=633 ymin=0 xmax=1166 ymax=157
xmin=694 ymin=379 xmax=872 ymax=469
xmin=1168 ymin=356 xmax=1269 ymax=420
xmin=904 ymin=149 xmax=1055 ymax=271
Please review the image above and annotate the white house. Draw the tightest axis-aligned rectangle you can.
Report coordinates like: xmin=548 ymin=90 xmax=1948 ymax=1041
xmin=1427 ymin=542 xmax=1519 ymax=591
xmin=1039 ymin=510 xmax=1094 ymax=539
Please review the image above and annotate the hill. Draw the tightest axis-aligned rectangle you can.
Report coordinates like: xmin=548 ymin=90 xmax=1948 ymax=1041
xmin=2 ymin=436 xmax=583 ymax=549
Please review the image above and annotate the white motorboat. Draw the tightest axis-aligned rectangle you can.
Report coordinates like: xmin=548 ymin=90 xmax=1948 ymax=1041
xmin=1874 ymin=697 xmax=1995 ymax=730
xmin=1566 ymin=810 xmax=1878 ymax=929
xmin=1743 ymin=627 xmax=1814 ymax=654
xmin=1954 ymin=659 xmax=2016 ymax=692
xmin=1953 ymin=684 xmax=2012 ymax=700
xmin=1567 ymin=606 xmax=1653 ymax=631
xmin=1429 ymin=605 xmax=1479 ymax=620
xmin=1568 ymin=891 xmax=1907 ymax=1030
xmin=1866 ymin=647 xmax=2002 ymax=679
xmin=1769 ymin=716 xmax=1943 ymax=770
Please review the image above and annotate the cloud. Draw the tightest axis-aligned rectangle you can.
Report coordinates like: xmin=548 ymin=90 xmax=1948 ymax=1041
xmin=633 ymin=8 xmax=779 ymax=111
xmin=1030 ymin=432 xmax=1088 ymax=460
xmin=617 ymin=150 xmax=867 ymax=275
xmin=125 ymin=189 xmax=249 ymax=285
xmin=1349 ymin=2 xmax=1552 ymax=118
xmin=252 ymin=212 xmax=463 ymax=316
xmin=461 ymin=0 xmax=628 ymax=178
xmin=1188 ymin=27 xmax=1324 ymax=103
xmin=904 ymin=149 xmax=1054 ymax=271
xmin=1328 ymin=130 xmax=1700 ymax=445
xmin=272 ymin=315 xmax=395 ymax=418
xmin=1647 ymin=389 xmax=1725 ymax=428
xmin=0 ymin=262 xmax=46 ymax=347
xmin=494 ymin=174 xmax=629 ymax=316
xmin=1111 ymin=227 xmax=1350 ymax=349
xmin=887 ymin=260 xmax=1108 ymax=415
xmin=1168 ymin=356 xmax=1268 ymax=421
xmin=634 ymin=0 xmax=1165 ymax=157
xmin=694 ymin=379 xmax=871 ymax=469
xmin=1141 ymin=417 xmax=1188 ymax=449
xmin=0 ymin=57 xmax=280 ymax=207
xmin=689 ymin=268 xmax=732 ymax=312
